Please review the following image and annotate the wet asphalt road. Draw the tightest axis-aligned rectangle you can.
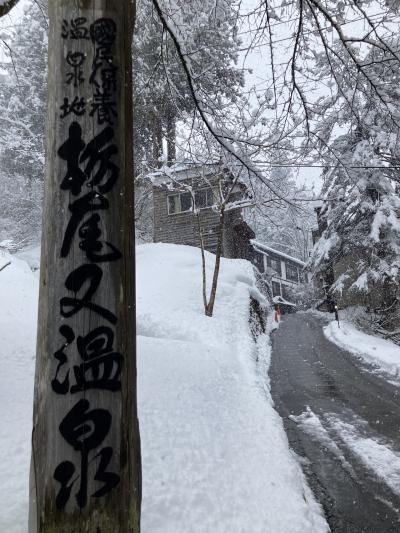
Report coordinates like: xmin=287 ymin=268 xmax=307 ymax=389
xmin=270 ymin=312 xmax=400 ymax=533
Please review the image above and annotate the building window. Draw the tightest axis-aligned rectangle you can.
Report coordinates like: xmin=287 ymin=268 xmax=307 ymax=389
xmin=267 ymin=256 xmax=282 ymax=276
xmin=281 ymin=284 xmax=291 ymax=301
xmin=168 ymin=188 xmax=215 ymax=214
xmin=286 ymin=263 xmax=299 ymax=283
xmin=272 ymin=281 xmax=281 ymax=297
xmin=195 ymin=188 xmax=214 ymax=209
xmin=168 ymin=192 xmax=192 ymax=214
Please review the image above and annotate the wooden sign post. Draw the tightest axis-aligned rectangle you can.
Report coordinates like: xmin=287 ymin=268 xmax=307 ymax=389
xmin=29 ymin=1 xmax=141 ymax=531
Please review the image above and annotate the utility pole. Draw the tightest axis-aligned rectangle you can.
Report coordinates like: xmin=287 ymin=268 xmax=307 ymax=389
xmin=29 ymin=1 xmax=141 ymax=532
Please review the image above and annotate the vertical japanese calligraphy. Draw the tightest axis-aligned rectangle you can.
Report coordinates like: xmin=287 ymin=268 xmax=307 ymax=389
xmin=60 ymin=17 xmax=118 ymax=125
xmin=54 ymin=15 xmax=122 ymax=511
xmin=90 ymin=19 xmax=118 ymax=125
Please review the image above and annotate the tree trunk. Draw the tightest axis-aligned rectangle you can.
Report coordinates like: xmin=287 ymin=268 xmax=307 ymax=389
xmin=166 ymin=112 xmax=176 ymax=164
xmin=29 ymin=2 xmax=141 ymax=532
xmin=195 ymin=211 xmax=208 ymax=311
xmin=205 ymin=207 xmax=225 ymax=317
xmin=153 ymin=113 xmax=163 ymax=168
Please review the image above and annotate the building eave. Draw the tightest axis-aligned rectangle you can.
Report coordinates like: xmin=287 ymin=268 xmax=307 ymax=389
xmin=251 ymin=240 xmax=306 ymax=267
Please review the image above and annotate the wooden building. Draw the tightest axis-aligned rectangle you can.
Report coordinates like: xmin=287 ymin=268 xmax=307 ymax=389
xmin=152 ymin=164 xmax=309 ymax=309
xmin=152 ymin=164 xmax=255 ymax=258
xmin=249 ymin=240 xmax=308 ymax=301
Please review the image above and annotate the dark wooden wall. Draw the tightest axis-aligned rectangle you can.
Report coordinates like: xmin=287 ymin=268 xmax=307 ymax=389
xmin=153 ymin=177 xmax=244 ymax=257
xmin=153 ymin=184 xmax=221 ymax=252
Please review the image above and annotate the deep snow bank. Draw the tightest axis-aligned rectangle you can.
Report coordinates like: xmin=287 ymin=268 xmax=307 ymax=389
xmin=0 ymin=251 xmax=38 ymax=533
xmin=324 ymin=319 xmax=400 ymax=379
xmin=137 ymin=243 xmax=328 ymax=532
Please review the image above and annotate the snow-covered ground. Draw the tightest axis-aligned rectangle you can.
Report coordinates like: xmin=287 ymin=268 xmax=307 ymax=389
xmin=327 ymin=414 xmax=400 ymax=497
xmin=0 ymin=243 xmax=329 ymax=532
xmin=291 ymin=407 xmax=400 ymax=498
xmin=137 ymin=243 xmax=328 ymax=532
xmin=289 ymin=408 xmax=355 ymax=476
xmin=324 ymin=319 xmax=400 ymax=379
xmin=0 ymin=251 xmax=38 ymax=533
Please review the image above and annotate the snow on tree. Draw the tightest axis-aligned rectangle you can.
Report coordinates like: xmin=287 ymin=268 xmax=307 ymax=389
xmin=309 ymin=36 xmax=400 ymax=334
xmin=133 ymin=0 xmax=246 ymax=243
xmin=245 ymin=166 xmax=317 ymax=262
xmin=311 ymin=137 xmax=400 ymax=293
xmin=133 ymin=0 xmax=244 ymax=172
xmin=0 ymin=0 xmax=47 ymax=247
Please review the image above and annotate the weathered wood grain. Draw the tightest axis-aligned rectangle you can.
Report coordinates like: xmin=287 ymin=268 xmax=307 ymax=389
xmin=29 ymin=2 xmax=141 ymax=532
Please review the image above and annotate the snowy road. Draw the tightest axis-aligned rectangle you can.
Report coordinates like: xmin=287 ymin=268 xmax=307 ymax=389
xmin=270 ymin=312 xmax=400 ymax=532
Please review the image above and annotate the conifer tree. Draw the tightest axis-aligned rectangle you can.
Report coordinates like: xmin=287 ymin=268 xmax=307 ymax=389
xmin=133 ymin=0 xmax=244 ymax=173
xmin=310 ymin=38 xmax=400 ymax=331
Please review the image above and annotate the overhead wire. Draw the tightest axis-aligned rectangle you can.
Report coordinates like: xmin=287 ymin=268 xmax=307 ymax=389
xmin=159 ymin=160 xmax=400 ymax=170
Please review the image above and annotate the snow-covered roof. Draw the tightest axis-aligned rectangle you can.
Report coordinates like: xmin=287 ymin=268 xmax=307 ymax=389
xmin=151 ymin=162 xmax=224 ymax=186
xmin=273 ymin=296 xmax=297 ymax=306
xmin=251 ymin=240 xmax=306 ymax=267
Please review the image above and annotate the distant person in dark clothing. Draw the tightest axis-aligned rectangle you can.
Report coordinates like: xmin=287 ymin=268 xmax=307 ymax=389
xmin=326 ymin=295 xmax=337 ymax=312
xmin=318 ymin=294 xmax=339 ymax=325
